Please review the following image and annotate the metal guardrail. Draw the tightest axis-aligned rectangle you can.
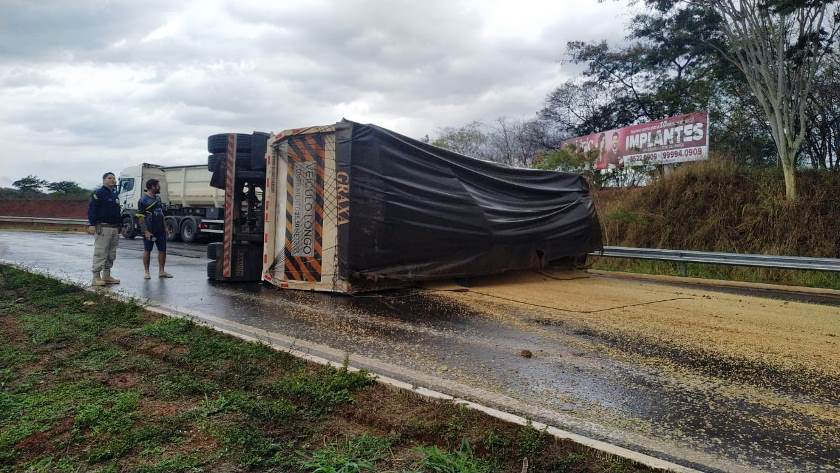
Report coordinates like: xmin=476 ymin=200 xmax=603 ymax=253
xmin=594 ymin=246 xmax=840 ymax=272
xmin=0 ymin=216 xmax=87 ymax=225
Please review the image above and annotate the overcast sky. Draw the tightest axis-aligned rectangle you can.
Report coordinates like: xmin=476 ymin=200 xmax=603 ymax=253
xmin=0 ymin=0 xmax=635 ymax=188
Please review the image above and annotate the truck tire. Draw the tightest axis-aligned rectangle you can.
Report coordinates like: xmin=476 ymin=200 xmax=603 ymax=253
xmin=207 ymin=242 xmax=223 ymax=260
xmin=207 ymin=261 xmax=217 ymax=280
xmin=165 ymin=217 xmax=179 ymax=241
xmin=208 ymin=153 xmax=222 ymax=172
xmin=121 ymin=215 xmax=137 ymax=239
xmin=250 ymin=132 xmax=270 ymax=170
xmin=210 ymin=163 xmax=226 ymax=190
xmin=215 ymin=243 xmax=263 ymax=282
xmin=208 ymin=152 xmax=252 ymax=172
xmin=207 ymin=133 xmax=252 ymax=154
xmin=180 ymin=218 xmax=198 ymax=243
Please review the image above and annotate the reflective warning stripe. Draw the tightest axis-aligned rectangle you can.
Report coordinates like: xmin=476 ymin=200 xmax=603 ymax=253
xmin=222 ymin=134 xmax=236 ymax=278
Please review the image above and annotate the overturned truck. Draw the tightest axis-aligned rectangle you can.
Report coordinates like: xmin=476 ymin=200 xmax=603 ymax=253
xmin=247 ymin=120 xmax=603 ymax=293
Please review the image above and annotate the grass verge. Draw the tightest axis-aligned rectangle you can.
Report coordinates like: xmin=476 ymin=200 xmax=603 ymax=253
xmin=0 ymin=264 xmax=656 ymax=472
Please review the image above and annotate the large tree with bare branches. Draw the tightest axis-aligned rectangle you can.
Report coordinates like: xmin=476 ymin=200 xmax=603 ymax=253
xmin=700 ymin=0 xmax=838 ymax=199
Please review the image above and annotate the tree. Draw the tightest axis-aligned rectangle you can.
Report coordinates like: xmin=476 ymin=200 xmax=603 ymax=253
xmin=692 ymin=0 xmax=839 ymax=199
xmin=0 ymin=188 xmax=23 ymax=199
xmin=542 ymin=3 xmax=725 ymax=134
xmin=540 ymin=80 xmax=626 ymax=136
xmin=431 ymin=118 xmax=551 ymax=168
xmin=431 ymin=121 xmax=491 ymax=160
xmin=541 ymin=3 xmax=795 ymax=169
xmin=535 ymin=146 xmax=652 ymax=188
xmin=802 ymin=48 xmax=840 ymax=169
xmin=46 ymin=181 xmax=87 ymax=196
xmin=12 ymin=175 xmax=47 ymax=194
xmin=485 ymin=118 xmax=546 ymax=168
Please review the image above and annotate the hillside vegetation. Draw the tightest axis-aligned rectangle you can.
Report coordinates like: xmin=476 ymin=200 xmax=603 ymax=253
xmin=593 ymin=160 xmax=840 ymax=288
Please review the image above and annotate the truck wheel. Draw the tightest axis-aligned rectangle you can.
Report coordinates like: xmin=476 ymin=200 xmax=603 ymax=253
xmin=180 ymin=218 xmax=197 ymax=243
xmin=210 ymin=161 xmax=226 ymax=189
xmin=250 ymin=132 xmax=270 ymax=170
xmin=207 ymin=261 xmax=217 ymax=280
xmin=208 ymin=152 xmax=251 ymax=172
xmin=121 ymin=215 xmax=136 ymax=239
xmin=208 ymin=153 xmax=222 ymax=172
xmin=165 ymin=217 xmax=179 ymax=241
xmin=207 ymin=133 xmax=252 ymax=154
xmin=207 ymin=242 xmax=223 ymax=260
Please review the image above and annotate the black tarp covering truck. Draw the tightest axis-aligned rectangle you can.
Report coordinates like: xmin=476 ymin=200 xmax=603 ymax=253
xmin=207 ymin=120 xmax=603 ymax=293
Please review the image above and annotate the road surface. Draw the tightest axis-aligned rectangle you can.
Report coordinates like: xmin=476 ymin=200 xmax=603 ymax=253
xmin=1 ymin=230 xmax=838 ymax=472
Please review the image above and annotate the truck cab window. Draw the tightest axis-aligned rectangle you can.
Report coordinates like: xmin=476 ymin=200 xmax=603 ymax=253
xmin=119 ymin=178 xmax=134 ymax=194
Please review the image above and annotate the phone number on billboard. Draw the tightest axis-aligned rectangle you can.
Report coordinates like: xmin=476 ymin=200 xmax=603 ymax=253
xmin=661 ymin=147 xmax=705 ymax=159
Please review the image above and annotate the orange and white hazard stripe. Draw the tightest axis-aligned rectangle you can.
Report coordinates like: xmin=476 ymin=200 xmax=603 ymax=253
xmin=222 ymin=134 xmax=236 ymax=278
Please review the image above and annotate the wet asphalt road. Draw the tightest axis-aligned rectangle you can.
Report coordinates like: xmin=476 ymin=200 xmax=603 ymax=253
xmin=1 ymin=230 xmax=838 ymax=473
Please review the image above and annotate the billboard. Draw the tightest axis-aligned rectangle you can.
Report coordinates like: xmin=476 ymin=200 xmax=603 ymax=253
xmin=560 ymin=112 xmax=709 ymax=170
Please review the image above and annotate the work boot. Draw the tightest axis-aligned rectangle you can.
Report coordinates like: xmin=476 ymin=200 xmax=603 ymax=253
xmin=101 ymin=270 xmax=120 ymax=284
xmin=91 ymin=272 xmax=106 ymax=287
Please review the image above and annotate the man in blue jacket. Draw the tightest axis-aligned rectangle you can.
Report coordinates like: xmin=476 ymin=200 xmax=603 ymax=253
xmin=87 ymin=172 xmax=121 ymax=286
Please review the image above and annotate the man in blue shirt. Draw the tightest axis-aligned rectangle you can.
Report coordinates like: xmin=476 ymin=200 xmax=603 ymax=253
xmin=136 ymin=178 xmax=173 ymax=279
xmin=87 ymin=172 xmax=121 ymax=286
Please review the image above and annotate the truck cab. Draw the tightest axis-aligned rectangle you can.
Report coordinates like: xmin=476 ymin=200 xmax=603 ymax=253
xmin=117 ymin=164 xmax=168 ymax=210
xmin=118 ymin=163 xmax=223 ymax=242
xmin=117 ymin=164 xmax=167 ymax=239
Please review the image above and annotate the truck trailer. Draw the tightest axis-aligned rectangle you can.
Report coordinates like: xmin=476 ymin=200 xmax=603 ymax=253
xmin=246 ymin=120 xmax=603 ymax=293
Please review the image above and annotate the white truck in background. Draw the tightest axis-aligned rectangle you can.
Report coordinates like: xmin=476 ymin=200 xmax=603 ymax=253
xmin=117 ymin=163 xmax=224 ymax=242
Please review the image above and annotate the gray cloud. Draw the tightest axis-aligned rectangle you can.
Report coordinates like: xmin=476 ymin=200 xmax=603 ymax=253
xmin=0 ymin=0 xmax=633 ymax=188
xmin=0 ymin=0 xmax=174 ymax=61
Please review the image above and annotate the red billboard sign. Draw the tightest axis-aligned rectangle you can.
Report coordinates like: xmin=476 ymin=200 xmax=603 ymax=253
xmin=560 ymin=112 xmax=709 ymax=170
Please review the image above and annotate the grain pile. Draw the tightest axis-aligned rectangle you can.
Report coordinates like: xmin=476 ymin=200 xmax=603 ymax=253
xmin=432 ymin=271 xmax=840 ymax=393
